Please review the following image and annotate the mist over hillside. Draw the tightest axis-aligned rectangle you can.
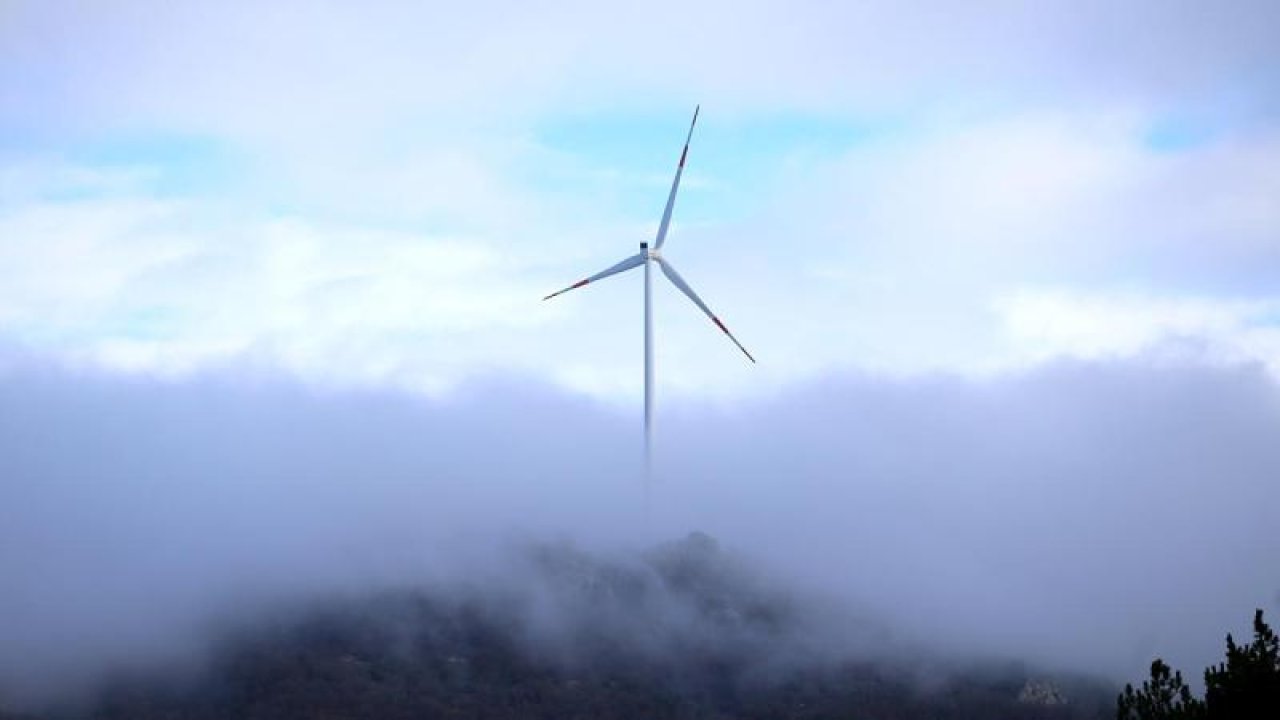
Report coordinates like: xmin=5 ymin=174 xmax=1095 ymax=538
xmin=1 ymin=354 xmax=1278 ymax=713
xmin=6 ymin=533 xmax=1115 ymax=719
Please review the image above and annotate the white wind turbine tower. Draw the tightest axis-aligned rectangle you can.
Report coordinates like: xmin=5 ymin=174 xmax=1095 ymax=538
xmin=543 ymin=106 xmax=755 ymax=484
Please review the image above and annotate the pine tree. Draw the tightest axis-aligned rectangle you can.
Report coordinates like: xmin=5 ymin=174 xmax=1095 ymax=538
xmin=1117 ymin=609 xmax=1280 ymax=720
xmin=1117 ymin=660 xmax=1204 ymax=720
xmin=1202 ymin=609 xmax=1280 ymax=718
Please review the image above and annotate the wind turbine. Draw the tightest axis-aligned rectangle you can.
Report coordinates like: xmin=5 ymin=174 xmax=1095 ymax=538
xmin=543 ymin=106 xmax=755 ymax=481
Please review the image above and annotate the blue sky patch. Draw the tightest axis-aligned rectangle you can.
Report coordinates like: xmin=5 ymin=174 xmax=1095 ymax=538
xmin=55 ymin=133 xmax=242 ymax=200
xmin=532 ymin=111 xmax=896 ymax=223
xmin=1143 ymin=116 xmax=1215 ymax=152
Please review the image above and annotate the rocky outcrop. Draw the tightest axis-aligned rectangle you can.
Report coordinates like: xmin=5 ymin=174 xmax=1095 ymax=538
xmin=1020 ymin=678 xmax=1068 ymax=705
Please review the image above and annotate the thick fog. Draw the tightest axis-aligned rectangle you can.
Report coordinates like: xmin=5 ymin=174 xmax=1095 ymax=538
xmin=1 ymin=355 xmax=1278 ymax=705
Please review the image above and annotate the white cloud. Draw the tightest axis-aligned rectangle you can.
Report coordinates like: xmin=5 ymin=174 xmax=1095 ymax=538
xmin=996 ymin=289 xmax=1280 ymax=373
xmin=0 ymin=196 xmax=195 ymax=328
xmin=0 ymin=176 xmax=561 ymax=390
xmin=724 ymin=111 xmax=1280 ymax=380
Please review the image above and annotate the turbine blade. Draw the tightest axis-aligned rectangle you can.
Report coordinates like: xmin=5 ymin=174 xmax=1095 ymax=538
xmin=656 ymin=257 xmax=755 ymax=363
xmin=542 ymin=252 xmax=645 ymax=301
xmin=653 ymin=105 xmax=699 ymax=251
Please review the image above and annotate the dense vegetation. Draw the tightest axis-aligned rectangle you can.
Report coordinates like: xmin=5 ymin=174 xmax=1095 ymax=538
xmin=1117 ymin=609 xmax=1280 ymax=720
xmin=3 ymin=533 xmax=1115 ymax=719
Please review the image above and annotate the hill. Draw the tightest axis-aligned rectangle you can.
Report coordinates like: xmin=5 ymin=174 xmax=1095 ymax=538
xmin=4 ymin=533 xmax=1116 ymax=719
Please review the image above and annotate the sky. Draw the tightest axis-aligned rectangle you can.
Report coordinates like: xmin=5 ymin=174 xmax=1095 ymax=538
xmin=2 ymin=0 xmax=1278 ymax=398
xmin=2 ymin=0 xmax=1279 ymax=706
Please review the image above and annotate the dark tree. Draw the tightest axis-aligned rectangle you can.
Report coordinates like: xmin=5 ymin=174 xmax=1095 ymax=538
xmin=1118 ymin=609 xmax=1280 ymax=720
xmin=1202 ymin=609 xmax=1280 ymax=718
xmin=1117 ymin=660 xmax=1203 ymax=720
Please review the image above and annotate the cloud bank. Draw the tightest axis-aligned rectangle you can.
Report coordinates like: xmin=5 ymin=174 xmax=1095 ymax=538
xmin=1 ymin=355 xmax=1276 ymax=705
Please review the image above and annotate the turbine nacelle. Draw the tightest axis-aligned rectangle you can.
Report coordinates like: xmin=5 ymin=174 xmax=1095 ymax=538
xmin=543 ymin=245 xmax=752 ymax=363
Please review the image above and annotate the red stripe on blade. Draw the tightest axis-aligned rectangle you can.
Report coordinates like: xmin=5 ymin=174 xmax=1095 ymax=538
xmin=713 ymin=317 xmax=728 ymax=333
xmin=572 ymin=279 xmax=589 ymax=289
xmin=679 ymin=145 xmax=688 ymax=167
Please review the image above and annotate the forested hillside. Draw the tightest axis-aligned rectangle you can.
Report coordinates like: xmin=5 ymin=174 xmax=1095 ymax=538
xmin=2 ymin=534 xmax=1115 ymax=719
